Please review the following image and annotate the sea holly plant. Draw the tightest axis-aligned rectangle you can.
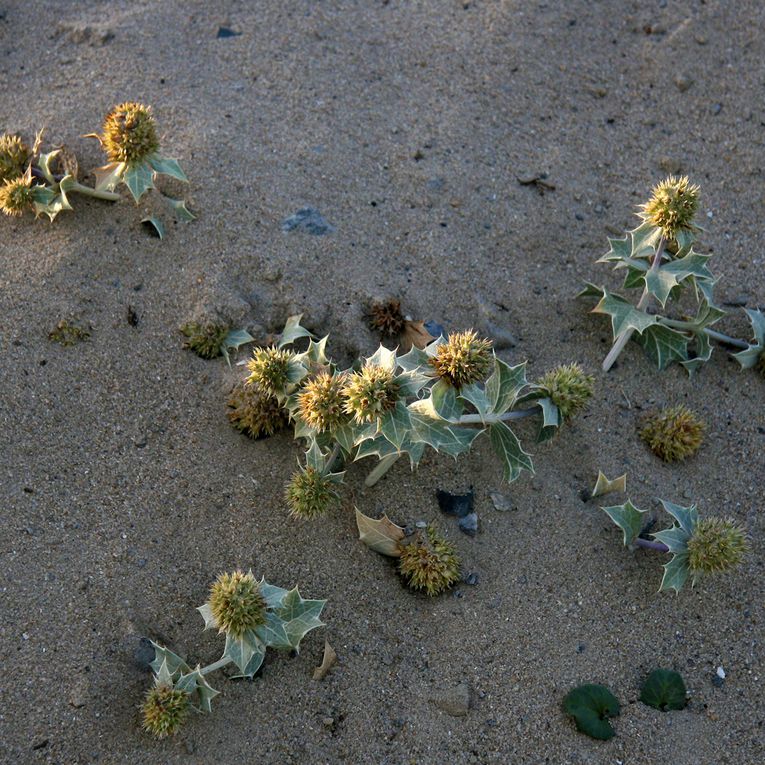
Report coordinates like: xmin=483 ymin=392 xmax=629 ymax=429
xmin=235 ymin=315 xmax=594 ymax=517
xmin=141 ymin=570 xmax=326 ymax=738
xmin=580 ymin=176 xmax=763 ymax=374
xmin=602 ymin=498 xmax=748 ymax=593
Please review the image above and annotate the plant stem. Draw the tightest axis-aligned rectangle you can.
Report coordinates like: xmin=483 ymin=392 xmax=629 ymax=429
xmin=200 ymin=656 xmax=232 ymax=676
xmin=602 ymin=235 xmax=666 ymax=372
xmin=457 ymin=406 xmax=540 ymax=425
xmin=634 ymin=537 xmax=670 ymax=553
xmin=364 ymin=452 xmax=401 ymax=487
xmin=326 ymin=442 xmax=343 ymax=472
xmin=657 ymin=318 xmax=750 ymax=350
xmin=67 ymin=182 xmax=121 ymax=202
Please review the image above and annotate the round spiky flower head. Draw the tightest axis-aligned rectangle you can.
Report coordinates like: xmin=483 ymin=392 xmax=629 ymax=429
xmin=398 ymin=526 xmax=460 ymax=596
xmin=342 ymin=364 xmax=400 ymax=423
xmin=285 ymin=466 xmax=340 ymax=519
xmin=538 ymin=363 xmax=595 ymax=421
xmin=640 ymin=175 xmax=700 ymax=240
xmin=180 ymin=321 xmax=229 ymax=359
xmin=101 ymin=102 xmax=160 ymax=164
xmin=227 ymin=380 xmax=289 ymax=439
xmin=640 ymin=405 xmax=705 ymax=463
xmin=246 ymin=346 xmax=294 ymax=396
xmin=368 ymin=298 xmax=406 ymax=338
xmin=298 ymin=371 xmax=347 ymax=432
xmin=687 ymin=517 xmax=748 ymax=577
xmin=430 ymin=330 xmax=493 ymax=389
xmin=0 ymin=133 xmax=30 ymax=183
xmin=141 ymin=685 xmax=190 ymax=738
xmin=208 ymin=570 xmax=267 ymax=637
xmin=0 ymin=174 xmax=35 ymax=217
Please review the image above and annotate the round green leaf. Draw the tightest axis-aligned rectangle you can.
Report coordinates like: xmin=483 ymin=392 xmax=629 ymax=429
xmin=562 ymin=684 xmax=620 ymax=740
xmin=640 ymin=669 xmax=688 ymax=711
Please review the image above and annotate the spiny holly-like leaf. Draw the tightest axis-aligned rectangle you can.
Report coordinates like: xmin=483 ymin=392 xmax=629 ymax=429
xmin=562 ymin=684 xmax=620 ymax=740
xmin=733 ymin=308 xmax=765 ymax=370
xmin=155 ymin=658 xmax=175 ymax=688
xmin=640 ymin=669 xmax=688 ymax=711
xmin=275 ymin=587 xmax=326 ymax=651
xmin=141 ymin=216 xmax=165 ymax=239
xmin=488 ymin=421 xmax=534 ymax=483
xmin=597 ymin=233 xmax=632 ymax=264
xmin=221 ymin=328 xmax=255 ymax=366
xmin=660 ymin=500 xmax=699 ymax=536
xmin=367 ymin=344 xmax=397 ymax=372
xmin=408 ymin=410 xmax=480 ymax=457
xmin=223 ymin=629 xmax=263 ymax=675
xmin=536 ymin=397 xmax=560 ymax=443
xmin=123 ymin=161 xmax=154 ymax=202
xmin=259 ymin=578 xmax=290 ymax=609
xmin=254 ymin=611 xmax=293 ymax=650
xmin=459 ymin=382 xmax=492 ymax=423
xmin=397 ymin=345 xmax=430 ymax=373
xmin=592 ymin=289 xmax=657 ymax=337
xmin=163 ymin=195 xmax=195 ymax=221
xmin=32 ymin=183 xmax=72 ymax=221
xmin=147 ymin=154 xmax=188 ymax=182
xmin=173 ymin=668 xmax=220 ymax=713
xmin=602 ymin=500 xmax=648 ymax=547
xmin=296 ymin=336 xmax=330 ymax=368
xmin=278 ymin=314 xmax=314 ymax=348
xmin=149 ymin=642 xmax=190 ymax=676
xmin=426 ymin=379 xmax=463 ymax=420
xmin=94 ymin=161 xmax=125 ymax=191
xmin=591 ymin=471 xmax=627 ymax=498
xmin=380 ymin=400 xmax=413 ymax=450
xmin=485 ymin=359 xmax=527 ymax=415
xmin=657 ymin=553 xmax=690 ymax=594
xmin=577 ymin=282 xmax=605 ymax=300
xmin=644 ymin=251 xmax=714 ymax=307
xmin=355 ymin=507 xmax=405 ymax=557
xmin=629 ymin=221 xmax=663 ymax=258
xmin=197 ymin=602 xmax=217 ymax=631
xmin=355 ymin=433 xmax=399 ymax=462
xmin=394 ymin=370 xmax=431 ymax=397
xmin=636 ymin=324 xmax=689 ymax=369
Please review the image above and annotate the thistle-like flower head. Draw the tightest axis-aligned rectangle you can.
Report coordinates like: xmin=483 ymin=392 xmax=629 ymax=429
xmin=0 ymin=133 xmax=30 ymax=183
xmin=180 ymin=322 xmax=229 ymax=360
xmin=398 ymin=526 xmax=460 ymax=596
xmin=687 ymin=517 xmax=748 ymax=576
xmin=284 ymin=466 xmax=340 ymax=519
xmin=0 ymin=174 xmax=34 ymax=217
xmin=640 ymin=175 xmax=700 ymax=240
xmin=298 ymin=372 xmax=347 ymax=432
xmin=430 ymin=330 xmax=493 ymax=388
xmin=208 ymin=570 xmax=267 ymax=637
xmin=368 ymin=299 xmax=406 ymax=338
xmin=640 ymin=405 xmax=705 ymax=463
xmin=342 ymin=365 xmax=400 ymax=423
xmin=227 ymin=381 xmax=289 ymax=439
xmin=538 ymin=363 xmax=594 ymax=421
xmin=141 ymin=685 xmax=190 ymax=738
xmin=246 ymin=346 xmax=294 ymax=396
xmin=101 ymin=102 xmax=160 ymax=164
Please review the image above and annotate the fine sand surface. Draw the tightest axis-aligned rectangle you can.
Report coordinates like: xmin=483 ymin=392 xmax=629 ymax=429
xmin=1 ymin=2 xmax=763 ymax=763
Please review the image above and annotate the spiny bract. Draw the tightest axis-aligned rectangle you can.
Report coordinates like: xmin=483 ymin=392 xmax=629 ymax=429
xmin=284 ymin=466 xmax=340 ymax=519
xmin=342 ymin=365 xmax=400 ymax=423
xmin=430 ymin=330 xmax=493 ymax=388
xmin=0 ymin=133 xmax=29 ymax=183
xmin=640 ymin=175 xmax=700 ymax=241
xmin=181 ymin=322 xmax=229 ymax=359
xmin=227 ymin=381 xmax=289 ymax=439
xmin=141 ymin=685 xmax=190 ymax=738
xmin=208 ymin=570 xmax=267 ymax=637
xmin=367 ymin=298 xmax=406 ymax=338
xmin=0 ymin=175 xmax=34 ymax=217
xmin=298 ymin=371 xmax=347 ymax=432
xmin=639 ymin=405 xmax=705 ymax=463
xmin=398 ymin=526 xmax=460 ymax=596
xmin=101 ymin=102 xmax=160 ymax=164
xmin=246 ymin=346 xmax=294 ymax=396
xmin=538 ymin=363 xmax=595 ymax=421
xmin=687 ymin=517 xmax=748 ymax=576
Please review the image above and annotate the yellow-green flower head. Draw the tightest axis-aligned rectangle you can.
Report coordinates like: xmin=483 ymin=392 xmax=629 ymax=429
xmin=0 ymin=133 xmax=30 ymax=183
xmin=246 ymin=346 xmax=294 ymax=396
xmin=102 ymin=102 xmax=160 ymax=164
xmin=298 ymin=372 xmax=347 ymax=432
xmin=641 ymin=175 xmax=700 ymax=240
xmin=208 ymin=570 xmax=267 ymax=637
xmin=342 ymin=364 xmax=400 ymax=423
xmin=141 ymin=685 xmax=190 ymax=738
xmin=0 ymin=175 xmax=35 ymax=217
xmin=639 ymin=405 xmax=705 ymax=463
xmin=227 ymin=380 xmax=289 ymax=439
xmin=430 ymin=330 xmax=493 ymax=388
xmin=687 ymin=517 xmax=748 ymax=576
xmin=538 ymin=363 xmax=595 ymax=421
xmin=284 ymin=466 xmax=339 ymax=519
xmin=180 ymin=321 xmax=229 ymax=360
xmin=398 ymin=526 xmax=460 ymax=596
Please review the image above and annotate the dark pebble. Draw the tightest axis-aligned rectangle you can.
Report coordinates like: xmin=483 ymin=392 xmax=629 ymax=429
xmin=463 ymin=572 xmax=479 ymax=586
xmin=281 ymin=207 xmax=334 ymax=235
xmin=458 ymin=512 xmax=479 ymax=536
xmin=217 ymin=27 xmax=242 ymax=38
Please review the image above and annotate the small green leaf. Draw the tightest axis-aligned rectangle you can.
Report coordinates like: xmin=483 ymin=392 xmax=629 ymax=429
xmin=123 ymin=161 xmax=155 ymax=202
xmin=732 ymin=308 xmax=765 ymax=370
xmin=459 ymin=382 xmax=492 ymax=423
xmin=367 ymin=344 xmax=397 ymax=372
xmin=147 ymin=154 xmax=189 ymax=182
xmin=562 ymin=684 xmax=620 ymax=740
xmin=640 ymin=669 xmax=688 ymax=711
xmin=223 ymin=629 xmax=262 ymax=675
xmin=658 ymin=553 xmax=690 ymax=594
xmin=397 ymin=345 xmax=430 ymax=372
xmin=636 ymin=324 xmax=689 ymax=370
xmin=164 ymin=195 xmax=195 ymax=221
xmin=275 ymin=587 xmax=326 ymax=651
xmin=354 ymin=434 xmax=398 ymax=461
xmin=94 ymin=161 xmax=126 ymax=191
xmin=630 ymin=221 xmax=663 ymax=258
xmin=407 ymin=410 xmax=480 ymax=457
xmin=258 ymin=578 xmax=289 ymax=609
xmin=380 ymin=400 xmax=412 ymax=450
xmin=485 ymin=359 xmax=527 ymax=414
xmin=488 ymin=421 xmax=534 ymax=483
xmin=591 ymin=471 xmax=626 ymax=499
xmin=644 ymin=251 xmax=714 ymax=307
xmin=278 ymin=314 xmax=313 ymax=348
xmin=592 ymin=289 xmax=657 ymax=337
xmin=141 ymin=216 xmax=165 ymax=239
xmin=149 ymin=642 xmax=189 ymax=676
xmin=394 ymin=370 xmax=430 ymax=397
xmin=602 ymin=500 xmax=648 ymax=547
xmin=536 ymin=397 xmax=560 ymax=443
xmin=197 ymin=603 xmax=217 ymax=630
xmin=254 ymin=611 xmax=292 ymax=650
xmin=659 ymin=500 xmax=698 ymax=536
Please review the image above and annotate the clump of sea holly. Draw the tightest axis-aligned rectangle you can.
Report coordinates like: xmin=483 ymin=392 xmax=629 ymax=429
xmin=639 ymin=405 xmax=705 ymax=463
xmin=342 ymin=364 xmax=400 ymax=423
xmin=247 ymin=346 xmax=305 ymax=399
xmin=603 ymin=498 xmax=748 ymax=592
xmin=537 ymin=363 xmax=594 ymax=421
xmin=430 ymin=330 xmax=493 ymax=388
xmin=398 ymin=525 xmax=460 ymax=596
xmin=368 ymin=298 xmax=406 ymax=338
xmin=298 ymin=372 xmax=347 ymax=432
xmin=141 ymin=570 xmax=326 ymax=738
xmin=227 ymin=381 xmax=288 ymax=439
xmin=285 ymin=447 xmax=344 ymax=519
xmin=0 ymin=133 xmax=30 ymax=183
xmin=580 ymin=176 xmax=764 ymax=374
xmin=181 ymin=321 xmax=230 ymax=359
